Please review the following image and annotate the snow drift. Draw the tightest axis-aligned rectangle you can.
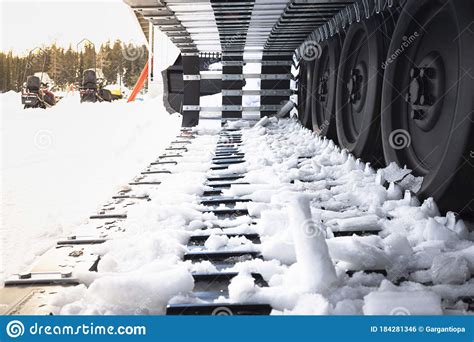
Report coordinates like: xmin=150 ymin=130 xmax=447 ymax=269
xmin=0 ymin=92 xmax=181 ymax=280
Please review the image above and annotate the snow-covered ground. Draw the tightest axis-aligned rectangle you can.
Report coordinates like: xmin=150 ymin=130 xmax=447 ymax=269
xmin=0 ymin=91 xmax=181 ymax=280
xmin=49 ymin=117 xmax=473 ymax=315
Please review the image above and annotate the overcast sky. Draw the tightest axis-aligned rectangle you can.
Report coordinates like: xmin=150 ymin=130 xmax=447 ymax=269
xmin=0 ymin=0 xmax=147 ymax=55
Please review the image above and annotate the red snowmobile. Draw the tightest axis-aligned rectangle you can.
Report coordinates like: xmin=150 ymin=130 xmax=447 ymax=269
xmin=21 ymin=75 xmax=57 ymax=109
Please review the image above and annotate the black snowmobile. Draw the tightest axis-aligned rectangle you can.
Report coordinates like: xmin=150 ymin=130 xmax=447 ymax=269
xmin=21 ymin=75 xmax=57 ymax=109
xmin=79 ymin=69 xmax=112 ymax=103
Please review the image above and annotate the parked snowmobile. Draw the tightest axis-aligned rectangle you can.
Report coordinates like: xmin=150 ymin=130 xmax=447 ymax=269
xmin=79 ymin=69 xmax=112 ymax=103
xmin=105 ymin=85 xmax=124 ymax=101
xmin=21 ymin=75 xmax=57 ymax=109
xmin=21 ymin=48 xmax=57 ymax=109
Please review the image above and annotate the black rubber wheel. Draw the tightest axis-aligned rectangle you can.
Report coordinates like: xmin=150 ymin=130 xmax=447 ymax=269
xmin=335 ymin=16 xmax=386 ymax=165
xmin=99 ymin=89 xmax=113 ymax=102
xmin=297 ymin=60 xmax=312 ymax=129
xmin=43 ymin=92 xmax=56 ymax=106
xmin=296 ymin=61 xmax=305 ymax=122
xmin=302 ymin=59 xmax=316 ymax=129
xmin=311 ymin=36 xmax=342 ymax=140
xmin=381 ymin=0 xmax=474 ymax=216
xmin=81 ymin=91 xmax=97 ymax=103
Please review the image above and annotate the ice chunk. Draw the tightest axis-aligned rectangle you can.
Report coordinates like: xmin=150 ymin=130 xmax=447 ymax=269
xmin=383 ymin=234 xmax=413 ymax=278
xmin=363 ymin=290 xmax=443 ymax=315
xmin=247 ymin=202 xmax=272 ymax=217
xmin=289 ymin=195 xmax=337 ymax=293
xmin=330 ymin=215 xmax=380 ymax=232
xmin=381 ymin=163 xmax=423 ymax=192
xmin=228 ymin=272 xmax=257 ymax=302
xmin=398 ymin=174 xmax=423 ymax=193
xmin=188 ymin=260 xmax=218 ymax=274
xmin=204 ymin=235 xmax=229 ymax=251
xmin=333 ymin=299 xmax=363 ymax=315
xmin=60 ymin=267 xmax=194 ymax=315
xmin=420 ymin=198 xmax=440 ymax=217
xmin=327 ymin=236 xmax=389 ymax=270
xmin=261 ymin=232 xmax=296 ymax=265
xmin=382 ymin=162 xmax=412 ymax=183
xmin=386 ymin=182 xmax=403 ymax=200
xmin=255 ymin=116 xmax=270 ymax=127
xmin=284 ymin=294 xmax=331 ymax=315
xmin=247 ymin=190 xmax=275 ymax=203
xmin=445 ymin=212 xmax=469 ymax=240
xmin=383 ymin=234 xmax=413 ymax=258
xmin=423 ymin=218 xmax=459 ymax=242
xmin=451 ymin=246 xmax=474 ymax=273
xmin=431 ymin=255 xmax=470 ymax=285
xmin=50 ymin=284 xmax=88 ymax=307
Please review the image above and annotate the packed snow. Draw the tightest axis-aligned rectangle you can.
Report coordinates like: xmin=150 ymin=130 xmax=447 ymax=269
xmin=42 ymin=116 xmax=474 ymax=315
xmin=0 ymin=91 xmax=181 ymax=280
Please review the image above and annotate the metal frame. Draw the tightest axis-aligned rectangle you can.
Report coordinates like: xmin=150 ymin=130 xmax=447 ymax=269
xmin=124 ymin=1 xmax=403 ymax=125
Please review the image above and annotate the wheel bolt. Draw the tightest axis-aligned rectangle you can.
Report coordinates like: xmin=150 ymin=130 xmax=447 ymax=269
xmin=419 ymin=95 xmax=426 ymax=106
xmin=347 ymin=79 xmax=354 ymax=93
xmin=410 ymin=67 xmax=420 ymax=78
xmin=411 ymin=109 xmax=426 ymax=120
xmin=423 ymin=67 xmax=436 ymax=79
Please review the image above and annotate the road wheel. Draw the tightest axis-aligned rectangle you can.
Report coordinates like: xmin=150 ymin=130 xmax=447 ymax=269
xmin=311 ymin=36 xmax=342 ymax=140
xmin=381 ymin=0 xmax=474 ymax=216
xmin=335 ymin=16 xmax=386 ymax=165
xmin=297 ymin=60 xmax=312 ymax=129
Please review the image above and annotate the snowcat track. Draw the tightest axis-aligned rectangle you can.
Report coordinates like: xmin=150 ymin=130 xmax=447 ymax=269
xmin=1 ymin=124 xmax=473 ymax=315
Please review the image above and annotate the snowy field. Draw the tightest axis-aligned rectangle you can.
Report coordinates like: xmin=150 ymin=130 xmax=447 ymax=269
xmin=46 ymin=117 xmax=473 ymax=315
xmin=0 ymin=91 xmax=181 ymax=280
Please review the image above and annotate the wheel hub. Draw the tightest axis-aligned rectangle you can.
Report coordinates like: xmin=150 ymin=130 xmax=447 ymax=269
xmin=347 ymin=67 xmax=363 ymax=104
xmin=405 ymin=54 xmax=444 ymax=131
xmin=318 ymin=71 xmax=329 ymax=102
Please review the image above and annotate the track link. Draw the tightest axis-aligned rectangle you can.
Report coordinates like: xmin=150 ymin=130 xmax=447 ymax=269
xmin=1 ymin=121 xmax=473 ymax=315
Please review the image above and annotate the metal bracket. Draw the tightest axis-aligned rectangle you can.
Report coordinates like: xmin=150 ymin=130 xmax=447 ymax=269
xmin=222 ymin=89 xmax=293 ymax=96
xmin=183 ymin=75 xmax=201 ymax=81
xmin=182 ymin=105 xmax=200 ymax=111
xmin=57 ymin=236 xmax=107 ymax=245
xmin=5 ymin=271 xmax=79 ymax=286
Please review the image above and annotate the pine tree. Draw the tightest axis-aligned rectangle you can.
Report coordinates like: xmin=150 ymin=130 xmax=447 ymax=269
xmin=0 ymin=41 xmax=149 ymax=92
xmin=5 ymin=52 xmax=12 ymax=91
xmin=0 ymin=53 xmax=6 ymax=92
